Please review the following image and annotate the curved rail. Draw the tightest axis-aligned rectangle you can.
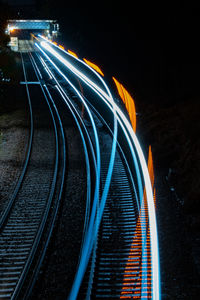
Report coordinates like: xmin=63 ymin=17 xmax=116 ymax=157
xmin=0 ymin=52 xmax=33 ymax=229
xmin=34 ymin=51 xmax=96 ymax=253
xmin=34 ymin=36 xmax=160 ymax=300
xmin=35 ymin=43 xmax=119 ymax=299
xmin=0 ymin=50 xmax=65 ymax=299
xmin=21 ymin=52 xmax=67 ymax=299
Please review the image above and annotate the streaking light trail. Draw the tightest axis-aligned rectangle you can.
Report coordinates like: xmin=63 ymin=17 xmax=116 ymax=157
xmin=83 ymin=58 xmax=104 ymax=76
xmin=68 ymin=49 xmax=79 ymax=58
xmin=36 ymin=37 xmax=160 ymax=300
xmin=35 ymin=42 xmax=118 ymax=300
xmin=59 ymin=44 xmax=65 ymax=50
xmin=113 ymin=77 xmax=136 ymax=132
xmin=120 ymin=145 xmax=156 ymax=299
xmin=38 ymin=40 xmax=143 ymax=208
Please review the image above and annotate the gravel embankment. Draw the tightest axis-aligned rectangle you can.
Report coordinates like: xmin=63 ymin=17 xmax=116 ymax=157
xmin=30 ymin=121 xmax=87 ymax=300
xmin=137 ymin=101 xmax=200 ymax=299
xmin=155 ymin=169 xmax=200 ymax=299
xmin=0 ymin=109 xmax=29 ymax=218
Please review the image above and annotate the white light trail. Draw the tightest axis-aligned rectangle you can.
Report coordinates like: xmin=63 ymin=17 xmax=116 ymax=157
xmin=38 ymin=40 xmax=143 ymax=207
xmin=35 ymin=43 xmax=118 ymax=300
xmin=36 ymin=39 xmax=160 ymax=300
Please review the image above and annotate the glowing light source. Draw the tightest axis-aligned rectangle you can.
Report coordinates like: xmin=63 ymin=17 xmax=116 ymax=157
xmin=83 ymin=58 xmax=104 ymax=76
xmin=8 ymin=26 xmax=15 ymax=32
xmin=113 ymin=77 xmax=136 ymax=132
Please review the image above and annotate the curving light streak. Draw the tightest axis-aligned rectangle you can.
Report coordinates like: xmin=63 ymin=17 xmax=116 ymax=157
xmin=83 ymin=58 xmax=104 ymax=76
xmin=36 ymin=52 xmax=94 ymax=245
xmin=59 ymin=44 xmax=65 ymax=50
xmin=36 ymin=38 xmax=160 ymax=300
xmin=35 ymin=43 xmax=118 ymax=300
xmin=68 ymin=49 xmax=79 ymax=58
xmin=120 ymin=146 xmax=156 ymax=299
xmin=40 ymin=41 xmax=109 ymax=100
xmin=38 ymin=41 xmax=143 ymax=206
xmin=38 ymin=40 xmax=143 ymax=208
xmin=148 ymin=145 xmax=154 ymax=187
xmin=37 ymin=38 xmax=142 ymax=212
xmin=115 ymin=104 xmax=160 ymax=300
xmin=39 ymin=35 xmax=109 ymax=96
xmin=113 ymin=77 xmax=136 ymax=132
xmin=83 ymin=96 xmax=139 ymax=211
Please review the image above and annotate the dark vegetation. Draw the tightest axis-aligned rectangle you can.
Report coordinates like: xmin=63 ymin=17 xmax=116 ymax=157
xmin=0 ymin=52 xmax=22 ymax=114
xmin=0 ymin=3 xmax=22 ymax=114
xmin=138 ymin=97 xmax=200 ymax=230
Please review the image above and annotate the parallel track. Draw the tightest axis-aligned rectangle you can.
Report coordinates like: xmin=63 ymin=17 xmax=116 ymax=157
xmin=73 ymin=102 xmax=139 ymax=299
xmin=34 ymin=39 xmax=159 ymax=299
xmin=0 ymin=50 xmax=66 ymax=299
xmin=0 ymin=35 xmax=159 ymax=299
xmin=34 ymin=48 xmax=143 ymax=298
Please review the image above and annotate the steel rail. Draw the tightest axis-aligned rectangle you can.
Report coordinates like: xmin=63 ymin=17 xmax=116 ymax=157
xmin=33 ymin=50 xmax=115 ymax=300
xmin=36 ymin=39 xmax=143 ymax=209
xmin=83 ymin=96 xmax=141 ymax=299
xmin=34 ymin=48 xmax=103 ymax=279
xmin=83 ymin=96 xmax=139 ymax=212
xmin=0 ymin=48 xmax=60 ymax=299
xmin=35 ymin=36 xmax=160 ymax=299
xmin=32 ymin=51 xmax=104 ymax=298
xmin=34 ymin=52 xmax=96 ymax=249
xmin=20 ymin=51 xmax=67 ymax=299
xmin=10 ymin=50 xmax=59 ymax=299
xmin=0 ymin=52 xmax=33 ymax=230
xmin=34 ymin=43 xmax=119 ymax=300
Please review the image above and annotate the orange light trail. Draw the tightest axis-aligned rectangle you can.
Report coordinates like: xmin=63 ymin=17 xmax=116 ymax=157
xmin=83 ymin=58 xmax=104 ymax=76
xmin=120 ymin=146 xmax=156 ymax=299
xmin=59 ymin=44 xmax=65 ymax=50
xmin=67 ymin=49 xmax=79 ymax=58
xmin=31 ymin=34 xmax=40 ymax=42
xmin=147 ymin=146 xmax=154 ymax=187
xmin=113 ymin=77 xmax=136 ymax=132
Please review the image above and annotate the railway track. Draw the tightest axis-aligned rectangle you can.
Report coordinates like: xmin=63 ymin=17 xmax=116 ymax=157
xmin=75 ymin=106 xmax=139 ymax=300
xmin=0 ymin=49 xmax=66 ymax=299
xmin=32 ymin=38 xmax=159 ymax=299
xmin=90 ymin=118 xmax=138 ymax=300
xmin=0 ymin=35 xmax=160 ymax=299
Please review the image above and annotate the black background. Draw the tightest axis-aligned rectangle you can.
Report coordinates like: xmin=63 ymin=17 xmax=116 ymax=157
xmin=3 ymin=0 xmax=198 ymax=106
xmin=34 ymin=0 xmax=200 ymax=106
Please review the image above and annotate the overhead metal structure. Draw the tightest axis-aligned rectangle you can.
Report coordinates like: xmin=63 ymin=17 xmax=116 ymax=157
xmin=6 ymin=20 xmax=59 ymax=52
xmin=7 ymin=20 xmax=58 ymax=31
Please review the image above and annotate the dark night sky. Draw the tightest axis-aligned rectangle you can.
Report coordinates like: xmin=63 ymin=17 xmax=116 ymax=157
xmin=2 ymin=0 xmax=200 ymax=106
xmin=1 ymin=0 xmax=35 ymax=5
xmin=54 ymin=0 xmax=200 ymax=106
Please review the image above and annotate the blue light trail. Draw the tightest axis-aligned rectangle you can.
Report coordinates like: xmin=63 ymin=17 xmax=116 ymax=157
xmin=35 ymin=38 xmax=160 ymax=300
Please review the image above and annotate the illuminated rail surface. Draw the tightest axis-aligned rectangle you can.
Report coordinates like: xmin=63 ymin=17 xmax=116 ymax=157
xmin=0 ymin=44 xmax=66 ymax=299
xmin=34 ymin=36 xmax=160 ymax=299
xmin=0 ymin=35 xmax=160 ymax=299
